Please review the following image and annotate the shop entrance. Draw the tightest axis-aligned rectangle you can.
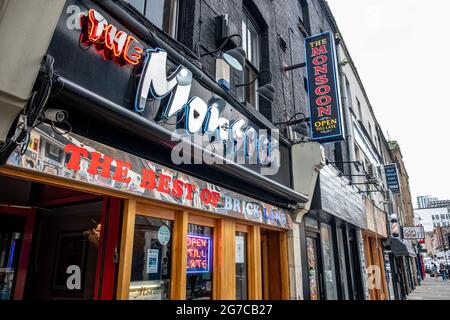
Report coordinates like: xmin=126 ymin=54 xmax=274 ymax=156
xmin=0 ymin=174 xmax=121 ymax=300
xmin=260 ymin=229 xmax=288 ymax=300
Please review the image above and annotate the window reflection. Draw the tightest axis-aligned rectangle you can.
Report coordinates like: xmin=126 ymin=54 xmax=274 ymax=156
xmin=129 ymin=216 xmax=172 ymax=300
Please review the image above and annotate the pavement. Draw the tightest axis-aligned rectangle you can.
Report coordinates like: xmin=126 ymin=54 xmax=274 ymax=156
xmin=406 ymin=276 xmax=450 ymax=300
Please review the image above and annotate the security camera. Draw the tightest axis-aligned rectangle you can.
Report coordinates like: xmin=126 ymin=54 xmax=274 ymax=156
xmin=44 ymin=109 xmax=68 ymax=123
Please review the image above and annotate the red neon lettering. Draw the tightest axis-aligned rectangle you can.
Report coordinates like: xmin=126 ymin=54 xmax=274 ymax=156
xmin=316 ymin=95 xmax=332 ymax=106
xmin=318 ymin=106 xmax=332 ymax=117
xmin=140 ymin=168 xmax=157 ymax=190
xmin=314 ymin=65 xmax=327 ymax=76
xmin=105 ymin=25 xmax=128 ymax=58
xmin=64 ymin=144 xmax=88 ymax=171
xmin=311 ymin=44 xmax=328 ymax=57
xmin=123 ymin=35 xmax=144 ymax=65
xmin=157 ymin=174 xmax=171 ymax=194
xmin=171 ymin=179 xmax=184 ymax=198
xmin=112 ymin=160 xmax=132 ymax=184
xmin=81 ymin=9 xmax=107 ymax=45
xmin=88 ymin=152 xmax=113 ymax=178
xmin=80 ymin=9 xmax=143 ymax=65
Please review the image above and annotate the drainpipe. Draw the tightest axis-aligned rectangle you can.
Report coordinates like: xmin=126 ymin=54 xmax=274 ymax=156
xmin=334 ymin=34 xmax=357 ymax=182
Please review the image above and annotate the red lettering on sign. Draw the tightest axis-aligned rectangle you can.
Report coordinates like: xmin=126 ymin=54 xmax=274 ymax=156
xmin=314 ymin=64 xmax=327 ymax=76
xmin=171 ymin=179 xmax=184 ymax=198
xmin=316 ymin=95 xmax=332 ymax=106
xmin=315 ymin=75 xmax=329 ymax=86
xmin=312 ymin=55 xmax=328 ymax=65
xmin=318 ymin=106 xmax=332 ymax=117
xmin=315 ymin=85 xmax=331 ymax=96
xmin=88 ymin=152 xmax=113 ymax=178
xmin=200 ymin=188 xmax=212 ymax=205
xmin=157 ymin=174 xmax=171 ymax=194
xmin=185 ymin=183 xmax=196 ymax=200
xmin=140 ymin=168 xmax=157 ymax=190
xmin=64 ymin=144 xmax=88 ymax=170
xmin=112 ymin=160 xmax=132 ymax=184
xmin=311 ymin=45 xmax=328 ymax=57
xmin=80 ymin=9 xmax=143 ymax=66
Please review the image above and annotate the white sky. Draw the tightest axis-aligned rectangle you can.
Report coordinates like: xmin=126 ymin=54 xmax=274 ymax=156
xmin=327 ymin=0 xmax=450 ymax=203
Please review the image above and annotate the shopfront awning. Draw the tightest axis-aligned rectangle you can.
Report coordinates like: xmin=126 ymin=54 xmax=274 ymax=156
xmin=388 ymin=237 xmax=416 ymax=257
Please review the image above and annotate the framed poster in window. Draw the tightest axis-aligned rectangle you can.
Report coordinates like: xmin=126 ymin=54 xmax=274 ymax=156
xmin=52 ymin=231 xmax=87 ymax=291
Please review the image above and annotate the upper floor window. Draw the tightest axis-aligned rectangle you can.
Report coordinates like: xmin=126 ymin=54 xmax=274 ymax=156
xmin=242 ymin=9 xmax=261 ymax=109
xmin=298 ymin=0 xmax=311 ymax=36
xmin=125 ymin=0 xmax=180 ymax=37
xmin=356 ymin=97 xmax=362 ymax=120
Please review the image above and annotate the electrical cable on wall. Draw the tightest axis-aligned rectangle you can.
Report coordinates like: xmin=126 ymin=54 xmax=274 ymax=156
xmin=0 ymin=54 xmax=56 ymax=164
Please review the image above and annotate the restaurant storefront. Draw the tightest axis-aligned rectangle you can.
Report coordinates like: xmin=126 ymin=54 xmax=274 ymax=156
xmin=299 ymin=165 xmax=367 ymax=300
xmin=0 ymin=0 xmax=308 ymax=300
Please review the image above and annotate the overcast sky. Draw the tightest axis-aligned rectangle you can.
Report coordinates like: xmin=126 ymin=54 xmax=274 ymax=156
xmin=326 ymin=0 xmax=450 ymax=204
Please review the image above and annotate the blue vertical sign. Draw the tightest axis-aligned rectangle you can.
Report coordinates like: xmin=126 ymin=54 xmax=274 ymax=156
xmin=305 ymin=31 xmax=344 ymax=143
xmin=384 ymin=164 xmax=401 ymax=194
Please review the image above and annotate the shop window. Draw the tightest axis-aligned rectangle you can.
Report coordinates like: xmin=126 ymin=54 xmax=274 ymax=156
xmin=186 ymin=224 xmax=213 ymax=300
xmin=124 ymin=0 xmax=180 ymax=38
xmin=306 ymin=236 xmax=320 ymax=300
xmin=235 ymin=231 xmax=248 ymax=300
xmin=320 ymin=223 xmax=338 ymax=300
xmin=129 ymin=216 xmax=173 ymax=300
xmin=337 ymin=228 xmax=350 ymax=299
xmin=242 ymin=8 xmax=261 ymax=109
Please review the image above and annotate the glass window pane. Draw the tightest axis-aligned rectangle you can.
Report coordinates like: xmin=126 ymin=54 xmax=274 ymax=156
xmin=186 ymin=224 xmax=213 ymax=300
xmin=129 ymin=216 xmax=173 ymax=300
xmin=235 ymin=232 xmax=248 ymax=300
xmin=145 ymin=0 xmax=165 ymax=30
xmin=337 ymin=228 xmax=349 ymax=299
xmin=125 ymin=0 xmax=145 ymax=13
xmin=320 ymin=223 xmax=338 ymax=300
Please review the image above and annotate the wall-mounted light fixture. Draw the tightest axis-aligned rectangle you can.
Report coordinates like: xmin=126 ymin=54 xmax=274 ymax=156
xmin=201 ymin=34 xmax=246 ymax=71
xmin=274 ymin=111 xmax=310 ymax=134
xmin=236 ymin=69 xmax=275 ymax=103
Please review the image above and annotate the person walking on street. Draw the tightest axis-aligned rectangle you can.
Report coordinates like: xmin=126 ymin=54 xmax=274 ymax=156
xmin=431 ymin=263 xmax=439 ymax=281
xmin=439 ymin=263 xmax=448 ymax=281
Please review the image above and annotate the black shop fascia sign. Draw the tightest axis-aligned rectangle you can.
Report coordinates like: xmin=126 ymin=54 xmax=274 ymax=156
xmin=305 ymin=32 xmax=345 ymax=143
xmin=46 ymin=0 xmax=283 ymax=177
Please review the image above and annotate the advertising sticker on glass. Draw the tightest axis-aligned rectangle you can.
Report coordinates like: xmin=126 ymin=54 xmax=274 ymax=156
xmin=186 ymin=235 xmax=211 ymax=274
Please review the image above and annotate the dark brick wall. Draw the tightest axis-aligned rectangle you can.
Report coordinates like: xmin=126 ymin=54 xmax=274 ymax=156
xmin=178 ymin=0 xmax=348 ymax=171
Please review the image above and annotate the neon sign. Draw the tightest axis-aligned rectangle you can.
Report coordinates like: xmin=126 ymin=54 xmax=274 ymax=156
xmin=186 ymin=235 xmax=211 ymax=274
xmin=135 ymin=49 xmax=275 ymax=166
xmin=77 ymin=9 xmax=278 ymax=170
xmin=80 ymin=9 xmax=144 ymax=65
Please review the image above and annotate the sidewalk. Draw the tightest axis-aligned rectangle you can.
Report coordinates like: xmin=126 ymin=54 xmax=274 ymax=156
xmin=406 ymin=277 xmax=450 ymax=300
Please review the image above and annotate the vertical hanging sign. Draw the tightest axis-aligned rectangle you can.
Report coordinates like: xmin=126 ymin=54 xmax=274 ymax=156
xmin=305 ymin=32 xmax=344 ymax=143
xmin=384 ymin=164 xmax=401 ymax=194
